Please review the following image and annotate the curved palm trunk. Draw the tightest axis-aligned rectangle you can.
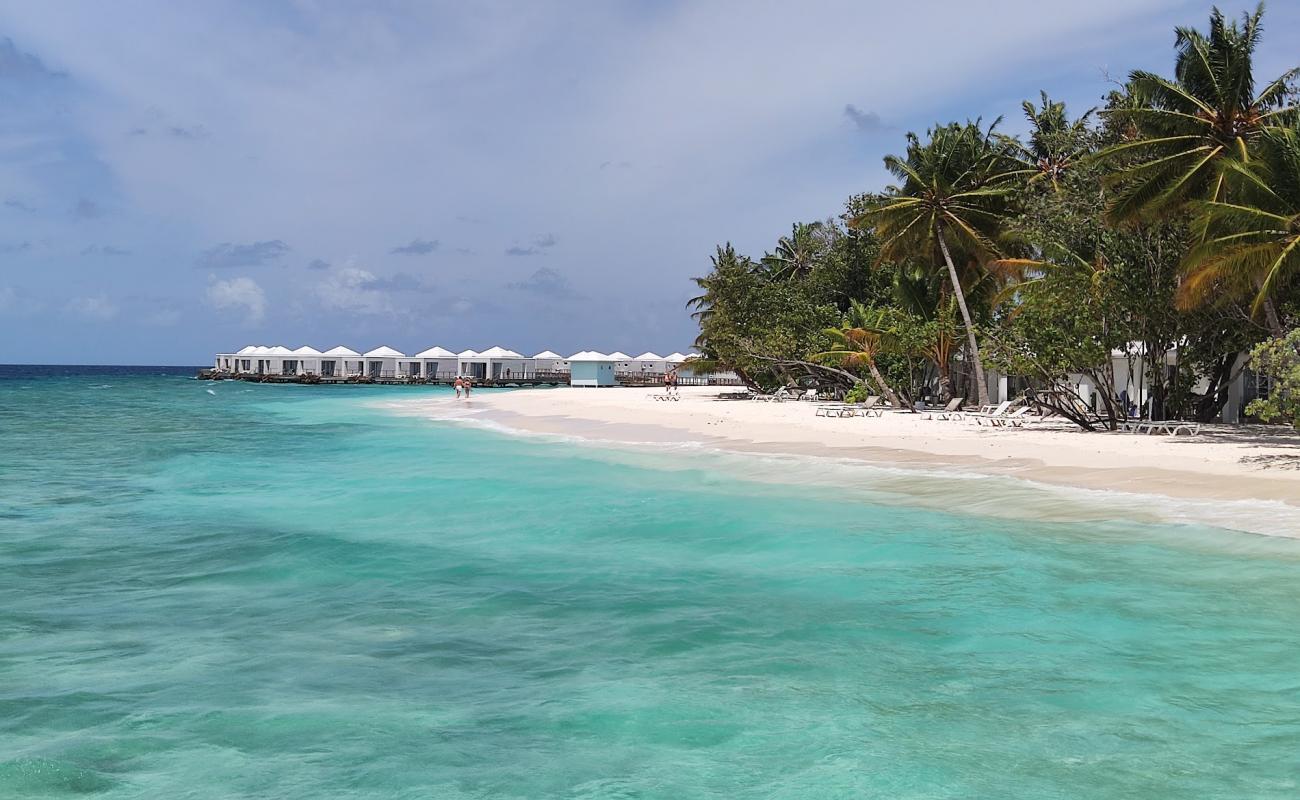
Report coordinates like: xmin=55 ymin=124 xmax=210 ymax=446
xmin=864 ymin=358 xmax=903 ymax=409
xmin=935 ymin=225 xmax=991 ymax=406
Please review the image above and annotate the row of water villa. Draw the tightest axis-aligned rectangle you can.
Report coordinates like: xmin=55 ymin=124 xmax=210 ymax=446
xmin=208 ymin=345 xmax=737 ymax=387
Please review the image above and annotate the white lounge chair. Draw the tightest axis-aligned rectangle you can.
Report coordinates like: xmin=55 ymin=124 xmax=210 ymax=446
xmin=923 ymin=397 xmax=964 ymax=420
xmin=986 ymin=406 xmax=1034 ymax=427
xmin=967 ymin=401 xmax=1012 ymax=425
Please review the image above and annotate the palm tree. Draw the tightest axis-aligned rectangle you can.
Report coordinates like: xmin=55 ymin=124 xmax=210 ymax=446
xmin=1011 ymin=92 xmax=1095 ymax=192
xmin=1102 ymin=4 xmax=1298 ymax=223
xmin=891 ymin=265 xmax=960 ymax=400
xmin=1180 ymin=122 xmax=1300 ymax=319
xmin=760 ymin=222 xmax=826 ymax=280
xmin=852 ymin=120 xmax=1027 ymax=406
xmin=814 ymin=301 xmax=902 ymax=408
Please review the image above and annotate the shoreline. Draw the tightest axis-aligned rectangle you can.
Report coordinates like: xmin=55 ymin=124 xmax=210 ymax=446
xmin=381 ymin=386 xmax=1300 ymax=536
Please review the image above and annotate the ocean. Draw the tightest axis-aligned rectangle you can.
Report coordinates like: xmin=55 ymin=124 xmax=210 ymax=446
xmin=2 ymin=366 xmax=1299 ymax=798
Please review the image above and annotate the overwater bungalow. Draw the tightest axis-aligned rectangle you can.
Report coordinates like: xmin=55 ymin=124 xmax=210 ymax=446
xmin=363 ymin=346 xmax=405 ymax=378
xmin=633 ymin=352 xmax=668 ymax=376
xmin=532 ymin=351 xmax=569 ymax=374
xmin=607 ymin=351 xmax=634 ymax=375
xmin=290 ymin=346 xmax=323 ymax=376
xmin=411 ymin=346 xmax=458 ymax=380
xmin=319 ymin=346 xmax=362 ymax=378
xmin=459 ymin=346 xmax=532 ymax=379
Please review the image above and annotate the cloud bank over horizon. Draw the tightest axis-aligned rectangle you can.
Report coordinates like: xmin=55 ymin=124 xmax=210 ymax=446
xmin=1 ymin=0 xmax=1296 ymax=363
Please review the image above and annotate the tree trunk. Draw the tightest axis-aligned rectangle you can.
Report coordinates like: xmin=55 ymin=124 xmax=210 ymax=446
xmin=936 ymin=226 xmax=990 ymax=406
xmin=865 ymin=359 xmax=903 ymax=409
xmin=935 ymin=358 xmax=952 ymax=401
xmin=1261 ymin=296 xmax=1284 ymax=337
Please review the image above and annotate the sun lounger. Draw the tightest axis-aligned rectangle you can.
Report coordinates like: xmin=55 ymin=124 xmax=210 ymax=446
xmin=967 ymin=401 xmax=1012 ymax=424
xmin=815 ymin=403 xmax=859 ymax=418
xmin=990 ymin=406 xmax=1035 ymax=427
xmin=1122 ymin=420 xmax=1202 ymax=436
xmin=923 ymin=398 xmax=964 ymax=420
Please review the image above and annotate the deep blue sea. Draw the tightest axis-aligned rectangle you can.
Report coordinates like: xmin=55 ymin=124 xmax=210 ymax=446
xmin=3 ymin=366 xmax=1299 ymax=798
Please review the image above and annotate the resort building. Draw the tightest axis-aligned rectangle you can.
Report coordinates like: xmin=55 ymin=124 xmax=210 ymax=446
xmin=607 ymin=351 xmax=634 ymax=375
xmin=320 ymin=346 xmax=362 ymax=378
xmin=363 ymin=346 xmax=405 ymax=378
xmin=411 ymin=346 xmax=458 ymax=380
xmin=211 ymin=342 xmax=742 ymax=388
xmin=290 ymin=346 xmax=323 ymax=376
xmin=633 ymin=352 xmax=669 ymax=376
xmin=532 ymin=351 xmax=569 ymax=374
xmin=458 ymin=346 xmax=532 ymax=379
xmin=568 ymin=351 xmax=617 ymax=387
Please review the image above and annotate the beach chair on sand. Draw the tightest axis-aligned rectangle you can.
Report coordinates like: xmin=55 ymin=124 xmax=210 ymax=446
xmin=986 ymin=406 xmax=1035 ymax=427
xmin=923 ymin=398 xmax=964 ymax=420
xmin=1123 ymin=419 xmax=1202 ymax=436
xmin=967 ymin=401 xmax=1012 ymax=425
xmin=815 ymin=403 xmax=858 ymax=418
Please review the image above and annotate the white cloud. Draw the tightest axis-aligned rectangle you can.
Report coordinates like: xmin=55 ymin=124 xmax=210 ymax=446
xmin=314 ymin=265 xmax=393 ymax=316
xmin=206 ymin=276 xmax=266 ymax=323
xmin=65 ymin=293 xmax=118 ymax=321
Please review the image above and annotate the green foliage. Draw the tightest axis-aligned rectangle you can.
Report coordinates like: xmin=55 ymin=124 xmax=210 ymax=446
xmin=1181 ymin=122 xmax=1300 ymax=318
xmin=688 ymin=3 xmax=1297 ymax=425
xmin=1101 ymin=4 xmax=1299 ymax=223
xmin=689 ymin=243 xmax=840 ymax=387
xmin=1245 ymin=329 xmax=1300 ymax=426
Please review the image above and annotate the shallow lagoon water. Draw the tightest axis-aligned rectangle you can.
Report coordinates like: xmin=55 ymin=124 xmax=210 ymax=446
xmin=2 ymin=367 xmax=1299 ymax=798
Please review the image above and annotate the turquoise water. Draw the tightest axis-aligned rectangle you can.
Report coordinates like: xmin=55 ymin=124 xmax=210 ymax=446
xmin=3 ymin=367 xmax=1300 ymax=799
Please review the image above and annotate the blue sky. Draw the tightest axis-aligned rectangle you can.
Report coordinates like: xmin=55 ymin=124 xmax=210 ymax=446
xmin=2 ymin=0 xmax=1297 ymax=364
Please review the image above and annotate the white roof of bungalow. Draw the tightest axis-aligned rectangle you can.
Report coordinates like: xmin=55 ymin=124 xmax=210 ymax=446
xmin=666 ymin=352 xmax=688 ymax=362
xmin=457 ymin=349 xmax=480 ymax=358
xmin=607 ymin=351 xmax=632 ymax=361
xmin=237 ymin=345 xmax=258 ymax=355
xmin=292 ymin=346 xmax=323 ymax=355
xmin=568 ymin=350 xmax=612 ymax=362
xmin=363 ymin=345 xmax=405 ymax=358
xmin=414 ymin=346 xmax=457 ymax=359
xmin=321 ymin=345 xmax=360 ymax=356
xmin=268 ymin=346 xmax=294 ymax=355
xmin=533 ymin=350 xmax=563 ymax=359
xmin=479 ymin=346 xmax=524 ymax=359
xmin=634 ymin=352 xmax=664 ymax=361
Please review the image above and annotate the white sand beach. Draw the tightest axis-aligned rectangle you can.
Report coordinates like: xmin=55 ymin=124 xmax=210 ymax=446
xmin=407 ymin=387 xmax=1300 ymax=514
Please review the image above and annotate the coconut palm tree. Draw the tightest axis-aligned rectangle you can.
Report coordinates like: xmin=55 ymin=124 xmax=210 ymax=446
xmin=1102 ymin=4 xmax=1298 ymax=223
xmin=1180 ymin=122 xmax=1300 ymax=319
xmin=760 ymin=222 xmax=826 ymax=280
xmin=1010 ymin=92 xmax=1095 ymax=192
xmin=814 ymin=301 xmax=901 ymax=408
xmin=852 ymin=120 xmax=1027 ymax=406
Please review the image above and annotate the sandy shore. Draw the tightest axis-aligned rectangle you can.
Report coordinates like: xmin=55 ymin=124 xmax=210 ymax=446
xmin=388 ymin=386 xmax=1300 ymax=533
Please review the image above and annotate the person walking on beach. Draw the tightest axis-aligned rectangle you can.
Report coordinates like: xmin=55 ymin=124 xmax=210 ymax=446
xmin=454 ymin=377 xmax=463 ymax=399
xmin=463 ymin=378 xmax=472 ymax=399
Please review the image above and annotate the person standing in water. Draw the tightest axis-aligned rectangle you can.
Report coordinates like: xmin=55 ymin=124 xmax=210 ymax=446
xmin=463 ymin=378 xmax=472 ymax=398
xmin=454 ymin=377 xmax=463 ymax=399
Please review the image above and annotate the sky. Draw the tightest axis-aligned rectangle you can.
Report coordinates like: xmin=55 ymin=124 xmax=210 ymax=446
xmin=1 ymin=0 xmax=1297 ymax=364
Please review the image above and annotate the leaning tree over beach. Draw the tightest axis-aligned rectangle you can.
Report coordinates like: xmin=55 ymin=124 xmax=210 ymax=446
xmin=852 ymin=120 xmax=1029 ymax=406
